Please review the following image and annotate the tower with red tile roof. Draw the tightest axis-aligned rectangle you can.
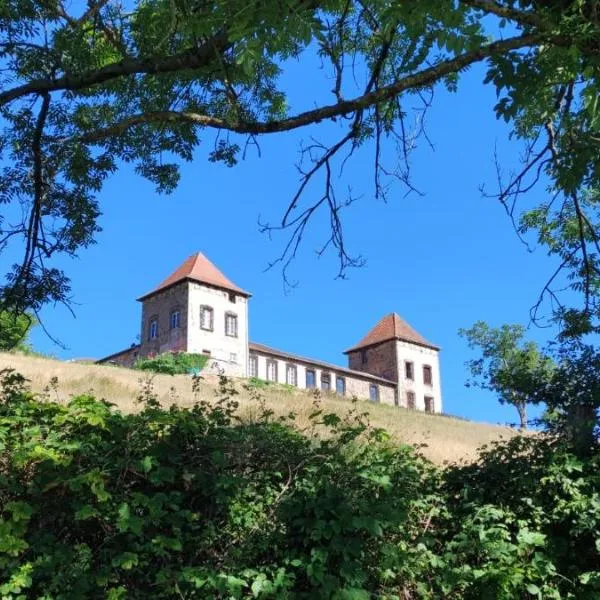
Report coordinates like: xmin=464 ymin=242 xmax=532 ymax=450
xmin=136 ymin=252 xmax=250 ymax=376
xmin=344 ymin=313 xmax=442 ymax=412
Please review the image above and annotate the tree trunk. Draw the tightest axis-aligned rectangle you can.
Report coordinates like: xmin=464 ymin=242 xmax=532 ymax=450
xmin=565 ymin=404 xmax=597 ymax=456
xmin=517 ymin=403 xmax=527 ymax=430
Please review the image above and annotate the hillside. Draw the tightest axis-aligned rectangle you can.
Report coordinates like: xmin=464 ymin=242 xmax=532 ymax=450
xmin=0 ymin=352 xmax=520 ymax=465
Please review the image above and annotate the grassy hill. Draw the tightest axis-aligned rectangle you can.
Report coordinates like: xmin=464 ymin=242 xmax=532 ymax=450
xmin=0 ymin=352 xmax=520 ymax=465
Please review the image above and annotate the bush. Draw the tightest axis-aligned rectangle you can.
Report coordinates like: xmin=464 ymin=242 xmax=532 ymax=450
xmin=133 ymin=352 xmax=209 ymax=375
xmin=0 ymin=369 xmax=599 ymax=598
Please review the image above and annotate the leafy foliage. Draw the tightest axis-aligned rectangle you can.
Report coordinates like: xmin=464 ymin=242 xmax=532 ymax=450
xmin=1 ymin=0 xmax=600 ymax=324
xmin=1 ymin=370 xmax=600 ymax=598
xmin=133 ymin=352 xmax=209 ymax=375
xmin=459 ymin=321 xmax=554 ymax=429
xmin=0 ymin=310 xmax=35 ymax=352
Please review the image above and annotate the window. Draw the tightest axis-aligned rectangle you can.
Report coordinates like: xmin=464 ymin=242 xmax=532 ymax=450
xmin=202 ymin=349 xmax=211 ymax=356
xmin=369 ymin=384 xmax=379 ymax=402
xmin=423 ymin=365 xmax=433 ymax=386
xmin=249 ymin=354 xmax=258 ymax=378
xmin=225 ymin=312 xmax=238 ymax=337
xmin=200 ymin=305 xmax=214 ymax=331
xmin=266 ymin=359 xmax=278 ymax=382
xmin=321 ymin=374 xmax=331 ymax=391
xmin=405 ymin=361 xmax=414 ymax=380
xmin=170 ymin=310 xmax=181 ymax=329
xmin=306 ymin=369 xmax=316 ymax=388
xmin=406 ymin=391 xmax=416 ymax=409
xmin=228 ymin=292 xmax=236 ymax=303
xmin=361 ymin=349 xmax=368 ymax=364
xmin=230 ymin=353 xmax=237 ymax=363
xmin=424 ymin=396 xmax=434 ymax=413
xmin=149 ymin=318 xmax=158 ymax=340
xmin=286 ymin=364 xmax=297 ymax=386
xmin=336 ymin=376 xmax=346 ymax=396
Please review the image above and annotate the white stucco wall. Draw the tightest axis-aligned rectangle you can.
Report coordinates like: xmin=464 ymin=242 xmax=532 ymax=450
xmin=186 ymin=283 xmax=249 ymax=377
xmin=395 ymin=341 xmax=442 ymax=413
xmin=250 ymin=352 xmax=396 ymax=406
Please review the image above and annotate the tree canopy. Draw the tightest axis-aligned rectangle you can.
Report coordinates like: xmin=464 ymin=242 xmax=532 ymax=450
xmin=459 ymin=321 xmax=555 ymax=429
xmin=1 ymin=0 xmax=600 ymax=332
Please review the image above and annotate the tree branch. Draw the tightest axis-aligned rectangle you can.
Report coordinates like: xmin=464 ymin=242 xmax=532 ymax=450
xmin=0 ymin=31 xmax=232 ymax=106
xmin=75 ymin=33 xmax=543 ymax=143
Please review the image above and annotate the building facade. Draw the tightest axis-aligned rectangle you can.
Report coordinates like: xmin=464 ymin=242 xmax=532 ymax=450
xmin=98 ymin=252 xmax=442 ymax=412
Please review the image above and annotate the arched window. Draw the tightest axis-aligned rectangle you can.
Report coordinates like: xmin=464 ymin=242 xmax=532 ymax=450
xmin=170 ymin=310 xmax=181 ymax=329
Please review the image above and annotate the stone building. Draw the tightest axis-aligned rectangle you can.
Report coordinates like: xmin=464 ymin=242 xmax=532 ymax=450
xmin=98 ymin=252 xmax=443 ymax=412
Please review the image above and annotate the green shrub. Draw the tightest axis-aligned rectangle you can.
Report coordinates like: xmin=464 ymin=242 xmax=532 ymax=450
xmin=1 ymin=369 xmax=599 ymax=598
xmin=247 ymin=376 xmax=270 ymax=389
xmin=133 ymin=352 xmax=208 ymax=375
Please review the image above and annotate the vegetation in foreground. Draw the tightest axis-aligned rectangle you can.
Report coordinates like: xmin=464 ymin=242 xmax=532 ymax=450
xmin=1 ymin=369 xmax=599 ymax=599
xmin=0 ymin=351 xmax=519 ymax=466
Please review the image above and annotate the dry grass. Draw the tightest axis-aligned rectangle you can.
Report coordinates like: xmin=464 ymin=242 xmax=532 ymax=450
xmin=0 ymin=352 xmax=521 ymax=465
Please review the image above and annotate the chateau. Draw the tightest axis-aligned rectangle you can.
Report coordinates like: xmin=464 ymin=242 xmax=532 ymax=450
xmin=99 ymin=252 xmax=443 ymax=412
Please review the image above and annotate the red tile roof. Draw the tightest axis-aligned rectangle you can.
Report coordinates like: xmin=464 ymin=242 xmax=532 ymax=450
xmin=344 ymin=313 xmax=439 ymax=352
xmin=249 ymin=341 xmax=396 ymax=384
xmin=138 ymin=252 xmax=250 ymax=300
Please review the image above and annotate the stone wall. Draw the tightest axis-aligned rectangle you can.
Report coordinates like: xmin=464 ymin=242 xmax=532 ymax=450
xmin=139 ymin=282 xmax=189 ymax=358
xmin=96 ymin=345 xmax=140 ymax=368
xmin=346 ymin=339 xmax=398 ymax=382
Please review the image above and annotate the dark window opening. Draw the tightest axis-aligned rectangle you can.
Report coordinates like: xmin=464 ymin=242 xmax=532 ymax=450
xmin=423 ymin=365 xmax=433 ymax=386
xmin=361 ymin=349 xmax=368 ymax=364
xmin=405 ymin=361 xmax=414 ymax=380
xmin=321 ymin=374 xmax=331 ymax=391
xmin=424 ymin=396 xmax=434 ymax=413
xmin=306 ymin=369 xmax=316 ymax=389
xmin=336 ymin=376 xmax=346 ymax=396
xmin=406 ymin=391 xmax=416 ymax=409
xmin=149 ymin=319 xmax=158 ymax=340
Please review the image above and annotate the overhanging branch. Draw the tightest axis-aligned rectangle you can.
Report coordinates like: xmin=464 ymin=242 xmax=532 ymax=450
xmin=75 ymin=33 xmax=543 ymax=143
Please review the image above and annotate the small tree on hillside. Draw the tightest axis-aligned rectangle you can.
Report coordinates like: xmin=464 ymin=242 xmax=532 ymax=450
xmin=459 ymin=321 xmax=554 ymax=430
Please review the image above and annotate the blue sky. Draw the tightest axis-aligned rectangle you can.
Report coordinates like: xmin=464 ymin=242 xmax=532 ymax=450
xmin=18 ymin=55 xmax=568 ymax=427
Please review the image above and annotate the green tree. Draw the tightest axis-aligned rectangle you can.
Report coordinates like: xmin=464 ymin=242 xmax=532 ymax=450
xmin=0 ymin=310 xmax=35 ymax=351
xmin=531 ymin=341 xmax=600 ymax=455
xmin=0 ymin=0 xmax=599 ymax=326
xmin=459 ymin=321 xmax=554 ymax=429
